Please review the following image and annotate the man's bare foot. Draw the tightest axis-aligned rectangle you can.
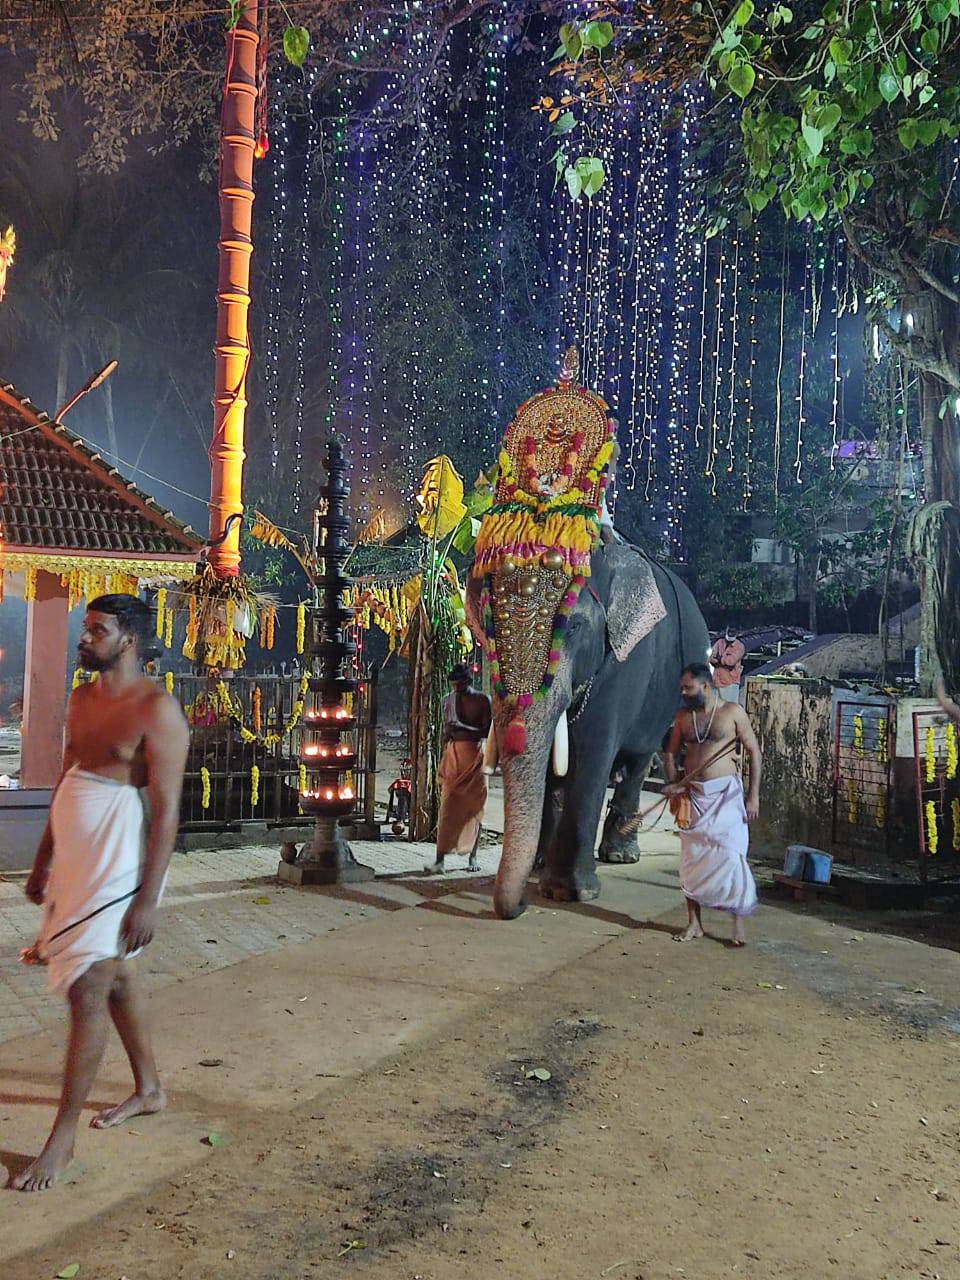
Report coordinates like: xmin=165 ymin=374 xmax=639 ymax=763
xmin=90 ymin=1087 xmax=166 ymax=1129
xmin=732 ymin=919 xmax=747 ymax=947
xmin=10 ymin=1132 xmax=74 ymax=1191
xmin=422 ymin=862 xmax=446 ymax=876
xmin=675 ymin=921 xmax=705 ymax=942
xmin=467 ymin=857 xmax=480 ymax=873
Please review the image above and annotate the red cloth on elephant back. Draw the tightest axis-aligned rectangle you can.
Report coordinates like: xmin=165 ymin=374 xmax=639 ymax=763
xmin=437 ymin=739 xmax=487 ymax=855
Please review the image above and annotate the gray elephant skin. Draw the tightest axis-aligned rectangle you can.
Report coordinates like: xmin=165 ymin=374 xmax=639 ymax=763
xmin=468 ymin=543 xmax=709 ymax=920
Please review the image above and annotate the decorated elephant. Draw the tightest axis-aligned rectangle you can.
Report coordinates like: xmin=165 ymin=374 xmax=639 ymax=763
xmin=467 ymin=350 xmax=709 ymax=920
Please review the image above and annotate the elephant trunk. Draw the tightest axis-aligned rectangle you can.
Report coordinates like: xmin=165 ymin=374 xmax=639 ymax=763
xmin=493 ymin=691 xmax=563 ymax=919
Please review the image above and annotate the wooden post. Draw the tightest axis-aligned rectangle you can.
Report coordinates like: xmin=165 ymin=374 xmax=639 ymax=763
xmin=20 ymin=571 xmax=70 ymax=789
xmin=207 ymin=0 xmax=258 ymax=578
xmin=408 ymin=606 xmax=435 ymax=842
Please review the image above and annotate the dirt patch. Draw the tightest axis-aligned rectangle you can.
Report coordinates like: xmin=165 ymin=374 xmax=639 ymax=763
xmin=7 ymin=906 xmax=960 ymax=1280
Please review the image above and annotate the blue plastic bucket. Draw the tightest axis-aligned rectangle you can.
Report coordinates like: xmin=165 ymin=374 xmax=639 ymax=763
xmin=783 ymin=845 xmax=808 ymax=878
xmin=803 ymin=850 xmax=833 ymax=884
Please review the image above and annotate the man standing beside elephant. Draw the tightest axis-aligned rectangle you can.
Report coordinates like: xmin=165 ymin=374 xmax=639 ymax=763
xmin=424 ymin=664 xmax=491 ymax=875
xmin=663 ymin=663 xmax=761 ymax=946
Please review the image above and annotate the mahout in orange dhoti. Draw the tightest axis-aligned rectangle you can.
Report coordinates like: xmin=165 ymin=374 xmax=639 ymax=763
xmin=437 ymin=737 xmax=487 ymax=858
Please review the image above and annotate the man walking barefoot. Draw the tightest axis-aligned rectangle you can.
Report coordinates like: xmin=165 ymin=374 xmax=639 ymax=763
xmin=663 ymin=663 xmax=762 ymax=947
xmin=424 ymin=664 xmax=492 ymax=875
xmin=13 ymin=595 xmax=188 ymax=1191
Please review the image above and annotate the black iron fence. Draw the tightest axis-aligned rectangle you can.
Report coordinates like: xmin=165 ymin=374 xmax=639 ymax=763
xmin=171 ymin=667 xmax=378 ymax=833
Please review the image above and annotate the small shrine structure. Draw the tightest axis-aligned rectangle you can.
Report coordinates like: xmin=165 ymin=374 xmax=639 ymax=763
xmin=0 ymin=382 xmax=202 ymax=798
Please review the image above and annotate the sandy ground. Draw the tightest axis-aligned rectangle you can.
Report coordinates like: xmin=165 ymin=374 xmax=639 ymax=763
xmin=2 ymin=851 xmax=960 ymax=1280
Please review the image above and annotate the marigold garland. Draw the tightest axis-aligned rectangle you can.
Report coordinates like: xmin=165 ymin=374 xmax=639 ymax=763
xmin=217 ymin=675 xmax=309 ymax=747
xmin=164 ymin=609 xmax=174 ymax=650
xmin=925 ymin=725 xmax=937 ymax=783
xmin=250 ymin=765 xmax=260 ymax=808
xmin=853 ymin=715 xmax=864 ymax=759
xmin=875 ymin=791 xmax=886 ymax=829
xmin=156 ymin=587 xmax=167 ymax=639
xmin=875 ymin=721 xmax=888 ymax=766
xmin=925 ymin=799 xmax=939 ymax=854
xmin=946 ymin=723 xmax=958 ymax=781
xmin=165 ymin=672 xmax=174 ymax=696
xmin=299 ymin=763 xmax=307 ymax=794
xmin=252 ymin=685 xmax=262 ymax=735
xmin=200 ymin=767 xmax=212 ymax=811
xmin=296 ymin=603 xmax=306 ymax=655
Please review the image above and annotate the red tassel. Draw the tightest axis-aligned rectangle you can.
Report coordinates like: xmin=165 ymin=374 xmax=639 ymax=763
xmin=502 ymin=714 xmax=527 ymax=758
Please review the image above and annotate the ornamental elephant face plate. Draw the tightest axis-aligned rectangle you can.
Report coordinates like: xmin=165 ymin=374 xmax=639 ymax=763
xmin=491 ymin=561 xmax=569 ymax=700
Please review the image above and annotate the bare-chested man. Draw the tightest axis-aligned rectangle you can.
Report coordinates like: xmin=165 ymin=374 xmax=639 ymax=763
xmin=13 ymin=594 xmax=188 ymax=1191
xmin=662 ymin=662 xmax=762 ymax=947
xmin=424 ymin=663 xmax=492 ymax=874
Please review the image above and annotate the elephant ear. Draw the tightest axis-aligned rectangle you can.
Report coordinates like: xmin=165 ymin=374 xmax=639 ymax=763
xmin=465 ymin=573 xmax=486 ymax=647
xmin=604 ymin=545 xmax=668 ymax=662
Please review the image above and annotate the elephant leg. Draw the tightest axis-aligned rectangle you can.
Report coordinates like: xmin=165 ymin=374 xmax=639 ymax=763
xmin=533 ymin=779 xmax=564 ymax=871
xmin=598 ymin=753 xmax=654 ymax=864
xmin=539 ymin=763 xmax=611 ymax=903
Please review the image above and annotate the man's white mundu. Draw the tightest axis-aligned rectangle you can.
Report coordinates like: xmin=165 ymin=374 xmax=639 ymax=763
xmin=679 ymin=775 xmax=757 ymax=916
xmin=39 ymin=767 xmax=150 ymax=993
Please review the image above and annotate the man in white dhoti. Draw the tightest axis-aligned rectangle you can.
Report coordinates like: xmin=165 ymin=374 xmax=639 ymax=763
xmin=662 ymin=663 xmax=762 ymax=947
xmin=13 ymin=595 xmax=188 ymax=1191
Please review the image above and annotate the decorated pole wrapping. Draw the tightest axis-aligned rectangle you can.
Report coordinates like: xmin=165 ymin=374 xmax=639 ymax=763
xmin=207 ymin=0 xmax=259 ymax=578
xmin=278 ymin=440 xmax=374 ymax=885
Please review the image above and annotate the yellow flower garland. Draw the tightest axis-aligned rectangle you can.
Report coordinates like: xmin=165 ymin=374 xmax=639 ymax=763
xmin=875 ymin=721 xmax=888 ymax=766
xmin=853 ymin=714 xmax=864 ymax=759
xmin=164 ymin=609 xmax=174 ymax=650
xmin=874 ymin=791 xmax=886 ymax=829
xmin=250 ymin=765 xmax=260 ymax=808
xmin=925 ymin=800 xmax=939 ymax=854
xmin=925 ymin=725 xmax=937 ymax=783
xmin=156 ymin=587 xmax=167 ymax=638
xmin=217 ymin=675 xmax=309 ymax=747
xmin=953 ymin=799 xmax=960 ymax=853
xmin=296 ymin=603 xmax=306 ymax=654
xmin=946 ymin=723 xmax=958 ymax=781
xmin=165 ymin=672 xmax=174 ymax=696
xmin=846 ymin=779 xmax=858 ymax=827
xmin=200 ymin=767 xmax=212 ymax=811
xmin=299 ymin=764 xmax=307 ymax=794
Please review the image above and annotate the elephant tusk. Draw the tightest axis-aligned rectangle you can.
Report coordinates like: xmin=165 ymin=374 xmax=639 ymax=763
xmin=552 ymin=711 xmax=569 ymax=778
xmin=483 ymin=729 xmax=499 ymax=776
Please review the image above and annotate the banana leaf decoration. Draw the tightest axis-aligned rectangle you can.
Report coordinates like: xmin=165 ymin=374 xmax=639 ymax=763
xmin=249 ymin=509 xmax=317 ymax=580
xmin=0 ymin=225 xmax=15 ymax=303
xmin=416 ymin=456 xmax=466 ymax=541
xmin=357 ymin=507 xmax=387 ymax=545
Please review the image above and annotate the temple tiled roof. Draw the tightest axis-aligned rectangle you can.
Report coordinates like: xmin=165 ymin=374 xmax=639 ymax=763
xmin=0 ymin=382 xmax=202 ymax=558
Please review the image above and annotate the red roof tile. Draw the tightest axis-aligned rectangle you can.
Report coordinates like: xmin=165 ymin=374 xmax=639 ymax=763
xmin=0 ymin=382 xmax=202 ymax=558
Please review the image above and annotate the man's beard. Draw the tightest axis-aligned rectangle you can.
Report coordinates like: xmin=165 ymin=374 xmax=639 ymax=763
xmin=682 ymin=693 xmax=707 ymax=710
xmin=78 ymin=646 xmax=120 ymax=672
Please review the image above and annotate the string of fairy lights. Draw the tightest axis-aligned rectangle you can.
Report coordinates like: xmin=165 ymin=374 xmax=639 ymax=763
xmin=256 ymin=10 xmax=863 ymax=555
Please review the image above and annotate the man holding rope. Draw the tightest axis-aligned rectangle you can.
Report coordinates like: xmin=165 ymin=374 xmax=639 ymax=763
xmin=663 ymin=663 xmax=761 ymax=947
xmin=14 ymin=595 xmax=188 ymax=1191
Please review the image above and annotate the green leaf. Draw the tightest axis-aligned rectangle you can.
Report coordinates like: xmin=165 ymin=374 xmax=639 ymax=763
xmin=829 ymin=36 xmax=852 ymax=64
xmin=801 ymin=21 xmax=825 ymax=37
xmin=898 ymin=119 xmax=917 ymax=148
xmin=551 ymin=111 xmax=577 ymax=135
xmin=816 ymin=104 xmax=842 ymax=136
xmin=283 ymin=25 xmax=310 ymax=69
xmin=918 ymin=84 xmax=936 ymax=104
xmin=801 ymin=120 xmax=824 ymax=156
xmin=915 ymin=118 xmax=941 ymax=144
xmin=927 ymin=0 xmax=949 ymax=19
xmin=225 ymin=0 xmax=243 ymax=30
xmin=878 ymin=67 xmax=900 ymax=102
xmin=559 ymin=22 xmax=583 ymax=61
xmin=728 ymin=61 xmax=756 ymax=99
xmin=525 ymin=1067 xmax=553 ymax=1081
xmin=565 ymin=167 xmax=583 ymax=200
xmin=920 ymin=26 xmax=940 ymax=52
xmin=582 ymin=20 xmax=614 ymax=48
xmin=56 ymin=1269 xmax=80 ymax=1280
xmin=810 ymin=194 xmax=828 ymax=221
xmin=203 ymin=1131 xmax=224 ymax=1147
xmin=733 ymin=0 xmax=755 ymax=26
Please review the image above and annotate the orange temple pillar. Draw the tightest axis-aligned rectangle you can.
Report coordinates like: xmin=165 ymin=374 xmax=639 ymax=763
xmin=20 ymin=571 xmax=70 ymax=789
xmin=207 ymin=0 xmax=259 ymax=577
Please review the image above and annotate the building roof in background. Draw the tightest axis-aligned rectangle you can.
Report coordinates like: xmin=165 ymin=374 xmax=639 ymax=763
xmin=0 ymin=382 xmax=202 ymax=559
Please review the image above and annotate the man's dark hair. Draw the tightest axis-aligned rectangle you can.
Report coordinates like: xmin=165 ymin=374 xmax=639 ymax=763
xmin=87 ymin=594 xmax=162 ymax=661
xmin=449 ymin=662 xmax=471 ymax=683
xmin=681 ymin=662 xmax=713 ymax=684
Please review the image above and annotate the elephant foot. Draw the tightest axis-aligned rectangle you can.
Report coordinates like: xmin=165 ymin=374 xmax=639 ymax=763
xmin=598 ymin=841 xmax=641 ymax=865
xmin=539 ymin=872 xmax=602 ymax=903
xmin=494 ymin=895 xmax=528 ymax=920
